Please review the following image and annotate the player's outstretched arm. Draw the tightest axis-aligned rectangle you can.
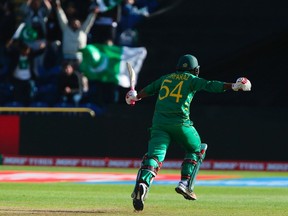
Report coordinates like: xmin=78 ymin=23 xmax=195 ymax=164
xmin=136 ymin=89 xmax=149 ymax=100
xmin=223 ymin=83 xmax=234 ymax=90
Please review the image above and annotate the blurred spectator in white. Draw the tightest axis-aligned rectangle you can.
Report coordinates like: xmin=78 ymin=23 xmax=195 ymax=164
xmin=57 ymin=61 xmax=88 ymax=106
xmin=6 ymin=39 xmax=46 ymax=106
xmin=55 ymin=0 xmax=99 ymax=66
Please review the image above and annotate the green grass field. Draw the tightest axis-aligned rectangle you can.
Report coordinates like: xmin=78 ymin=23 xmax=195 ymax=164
xmin=0 ymin=166 xmax=287 ymax=216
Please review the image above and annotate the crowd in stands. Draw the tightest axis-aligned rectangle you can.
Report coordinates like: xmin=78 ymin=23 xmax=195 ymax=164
xmin=0 ymin=0 xmax=159 ymax=115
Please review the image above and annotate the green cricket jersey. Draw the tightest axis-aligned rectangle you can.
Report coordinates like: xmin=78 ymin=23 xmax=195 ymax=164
xmin=142 ymin=71 xmax=226 ymax=125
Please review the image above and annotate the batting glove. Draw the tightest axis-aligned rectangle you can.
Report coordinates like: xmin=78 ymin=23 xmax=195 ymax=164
xmin=125 ymin=90 xmax=139 ymax=105
xmin=232 ymin=77 xmax=252 ymax=91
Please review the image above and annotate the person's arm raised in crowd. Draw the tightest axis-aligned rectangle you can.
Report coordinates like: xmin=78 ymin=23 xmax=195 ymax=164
xmin=43 ymin=0 xmax=52 ymax=11
xmin=81 ymin=7 xmax=99 ymax=34
xmin=55 ymin=0 xmax=69 ymax=30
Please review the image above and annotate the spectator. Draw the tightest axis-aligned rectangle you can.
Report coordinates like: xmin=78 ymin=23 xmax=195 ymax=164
xmin=57 ymin=61 xmax=88 ymax=106
xmin=6 ymin=39 xmax=46 ymax=106
xmin=20 ymin=0 xmax=52 ymax=39
xmin=55 ymin=0 xmax=99 ymax=66
xmin=19 ymin=0 xmax=52 ymax=81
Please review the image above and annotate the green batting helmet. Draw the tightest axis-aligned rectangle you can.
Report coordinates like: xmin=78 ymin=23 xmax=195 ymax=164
xmin=176 ymin=54 xmax=199 ymax=71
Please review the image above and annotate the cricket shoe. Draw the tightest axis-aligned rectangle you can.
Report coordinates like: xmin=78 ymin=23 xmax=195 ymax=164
xmin=175 ymin=182 xmax=197 ymax=200
xmin=131 ymin=183 xmax=148 ymax=211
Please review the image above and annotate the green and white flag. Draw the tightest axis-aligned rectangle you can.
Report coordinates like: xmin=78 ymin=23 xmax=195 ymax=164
xmin=79 ymin=44 xmax=147 ymax=88
xmin=12 ymin=23 xmax=38 ymax=42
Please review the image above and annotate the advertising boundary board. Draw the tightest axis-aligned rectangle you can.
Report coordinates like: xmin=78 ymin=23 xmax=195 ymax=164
xmin=2 ymin=155 xmax=288 ymax=172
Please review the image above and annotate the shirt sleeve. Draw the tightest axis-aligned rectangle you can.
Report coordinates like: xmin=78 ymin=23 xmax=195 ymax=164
xmin=191 ymin=76 xmax=225 ymax=93
xmin=142 ymin=76 xmax=164 ymax=95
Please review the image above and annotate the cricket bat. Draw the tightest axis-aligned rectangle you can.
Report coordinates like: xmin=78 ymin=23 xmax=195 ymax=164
xmin=126 ymin=62 xmax=136 ymax=105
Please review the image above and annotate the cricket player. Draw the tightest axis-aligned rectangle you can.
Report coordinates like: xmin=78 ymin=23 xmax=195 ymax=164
xmin=125 ymin=54 xmax=252 ymax=211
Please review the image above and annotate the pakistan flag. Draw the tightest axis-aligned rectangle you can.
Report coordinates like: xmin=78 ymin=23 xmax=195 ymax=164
xmin=79 ymin=44 xmax=147 ymax=88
